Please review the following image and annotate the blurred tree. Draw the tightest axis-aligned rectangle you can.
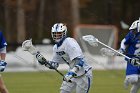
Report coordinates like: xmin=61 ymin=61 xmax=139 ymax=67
xmin=0 ymin=0 xmax=140 ymax=50
xmin=17 ymin=0 xmax=26 ymax=43
xmin=38 ymin=0 xmax=45 ymax=40
xmin=4 ymin=0 xmax=17 ymax=44
xmin=79 ymin=0 xmax=92 ymax=8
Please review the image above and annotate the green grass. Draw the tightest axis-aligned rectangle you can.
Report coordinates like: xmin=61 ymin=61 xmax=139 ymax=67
xmin=1 ymin=70 xmax=131 ymax=93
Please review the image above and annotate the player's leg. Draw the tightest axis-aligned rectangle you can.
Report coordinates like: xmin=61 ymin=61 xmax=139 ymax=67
xmin=76 ymin=75 xmax=92 ymax=93
xmin=124 ymin=74 xmax=140 ymax=93
xmin=60 ymin=81 xmax=76 ymax=93
xmin=0 ymin=75 xmax=9 ymax=93
xmin=130 ymin=83 xmax=139 ymax=93
xmin=130 ymin=78 xmax=140 ymax=93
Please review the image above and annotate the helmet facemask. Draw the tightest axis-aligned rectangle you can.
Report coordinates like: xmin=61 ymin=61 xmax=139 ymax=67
xmin=51 ymin=23 xmax=67 ymax=43
xmin=52 ymin=31 xmax=66 ymax=42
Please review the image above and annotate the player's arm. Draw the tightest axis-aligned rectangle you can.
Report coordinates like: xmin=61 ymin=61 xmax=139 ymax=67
xmin=64 ymin=38 xmax=85 ymax=81
xmin=64 ymin=58 xmax=84 ymax=82
xmin=118 ymin=31 xmax=134 ymax=53
xmin=22 ymin=39 xmax=59 ymax=69
xmin=71 ymin=58 xmax=84 ymax=73
xmin=118 ymin=38 xmax=128 ymax=54
xmin=35 ymin=52 xmax=59 ymax=69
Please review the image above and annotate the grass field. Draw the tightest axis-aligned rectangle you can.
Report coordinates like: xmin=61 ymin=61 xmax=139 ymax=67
xmin=1 ymin=70 xmax=131 ymax=93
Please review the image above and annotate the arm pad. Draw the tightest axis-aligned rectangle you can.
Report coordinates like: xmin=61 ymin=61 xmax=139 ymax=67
xmin=71 ymin=58 xmax=84 ymax=73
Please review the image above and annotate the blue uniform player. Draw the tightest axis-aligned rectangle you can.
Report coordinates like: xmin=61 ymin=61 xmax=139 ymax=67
xmin=119 ymin=18 xmax=140 ymax=93
xmin=0 ymin=31 xmax=9 ymax=93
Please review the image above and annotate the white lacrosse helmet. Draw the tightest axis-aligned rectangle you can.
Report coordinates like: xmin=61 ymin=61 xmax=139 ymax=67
xmin=51 ymin=23 xmax=67 ymax=42
xmin=129 ymin=18 xmax=140 ymax=32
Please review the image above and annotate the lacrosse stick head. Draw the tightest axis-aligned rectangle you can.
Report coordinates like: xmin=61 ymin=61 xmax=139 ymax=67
xmin=100 ymin=48 xmax=115 ymax=57
xmin=82 ymin=35 xmax=98 ymax=47
xmin=22 ymin=39 xmax=33 ymax=51
xmin=22 ymin=39 xmax=37 ymax=55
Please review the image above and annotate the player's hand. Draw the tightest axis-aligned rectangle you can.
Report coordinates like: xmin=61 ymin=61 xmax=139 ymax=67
xmin=45 ymin=61 xmax=59 ymax=69
xmin=129 ymin=58 xmax=140 ymax=66
xmin=36 ymin=52 xmax=46 ymax=65
xmin=0 ymin=60 xmax=7 ymax=72
xmin=64 ymin=71 xmax=77 ymax=82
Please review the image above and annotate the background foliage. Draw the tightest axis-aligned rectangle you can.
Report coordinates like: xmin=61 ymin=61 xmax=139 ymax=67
xmin=0 ymin=0 xmax=139 ymax=50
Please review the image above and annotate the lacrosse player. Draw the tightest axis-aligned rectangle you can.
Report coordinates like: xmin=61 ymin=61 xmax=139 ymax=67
xmin=0 ymin=31 xmax=9 ymax=93
xmin=36 ymin=23 xmax=92 ymax=93
xmin=118 ymin=18 xmax=140 ymax=93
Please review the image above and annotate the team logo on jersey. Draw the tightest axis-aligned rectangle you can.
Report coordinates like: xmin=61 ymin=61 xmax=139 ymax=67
xmin=56 ymin=51 xmax=65 ymax=56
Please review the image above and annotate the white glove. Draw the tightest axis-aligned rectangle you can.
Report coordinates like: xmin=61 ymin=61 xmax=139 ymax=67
xmin=0 ymin=60 xmax=7 ymax=72
xmin=64 ymin=71 xmax=77 ymax=82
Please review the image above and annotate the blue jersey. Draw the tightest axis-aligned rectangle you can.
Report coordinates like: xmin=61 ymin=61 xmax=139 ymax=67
xmin=0 ymin=32 xmax=7 ymax=49
xmin=122 ymin=30 xmax=140 ymax=75
xmin=124 ymin=30 xmax=140 ymax=57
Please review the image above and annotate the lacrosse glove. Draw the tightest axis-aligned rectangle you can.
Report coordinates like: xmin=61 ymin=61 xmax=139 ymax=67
xmin=64 ymin=71 xmax=77 ymax=82
xmin=35 ymin=52 xmax=47 ymax=65
xmin=129 ymin=58 xmax=140 ymax=66
xmin=45 ymin=61 xmax=59 ymax=69
xmin=0 ymin=60 xmax=7 ymax=72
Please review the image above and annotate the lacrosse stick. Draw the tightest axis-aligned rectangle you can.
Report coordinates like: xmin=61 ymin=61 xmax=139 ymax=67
xmin=22 ymin=39 xmax=66 ymax=80
xmin=22 ymin=39 xmax=38 ymax=55
xmin=100 ymin=47 xmax=140 ymax=58
xmin=82 ymin=35 xmax=140 ymax=66
xmin=82 ymin=35 xmax=131 ymax=60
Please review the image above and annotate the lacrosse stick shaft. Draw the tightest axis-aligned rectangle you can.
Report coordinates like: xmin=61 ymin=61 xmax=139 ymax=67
xmin=22 ymin=39 xmax=65 ymax=78
xmin=52 ymin=67 xmax=65 ymax=77
xmin=97 ymin=40 xmax=131 ymax=60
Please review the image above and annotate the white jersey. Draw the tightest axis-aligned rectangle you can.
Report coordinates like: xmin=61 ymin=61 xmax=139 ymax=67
xmin=51 ymin=37 xmax=92 ymax=77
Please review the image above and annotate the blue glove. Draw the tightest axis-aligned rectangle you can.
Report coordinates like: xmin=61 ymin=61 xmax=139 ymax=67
xmin=0 ymin=60 xmax=7 ymax=72
xmin=129 ymin=58 xmax=140 ymax=66
xmin=64 ymin=71 xmax=77 ymax=82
